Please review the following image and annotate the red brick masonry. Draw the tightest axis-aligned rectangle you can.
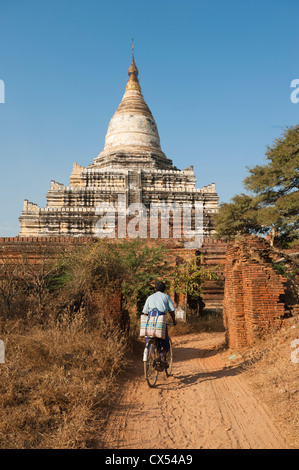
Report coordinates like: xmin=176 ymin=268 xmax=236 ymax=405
xmin=3 ymin=235 xmax=297 ymax=348
xmin=223 ymin=236 xmax=288 ymax=349
xmin=0 ymin=236 xmax=228 ymax=307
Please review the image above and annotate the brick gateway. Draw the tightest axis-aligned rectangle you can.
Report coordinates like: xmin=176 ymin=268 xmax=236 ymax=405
xmin=1 ymin=235 xmax=297 ymax=347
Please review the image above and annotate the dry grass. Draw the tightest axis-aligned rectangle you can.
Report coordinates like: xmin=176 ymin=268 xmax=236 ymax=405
xmin=0 ymin=312 xmax=127 ymax=449
xmin=222 ymin=315 xmax=299 ymax=448
xmin=169 ymin=312 xmax=225 ymax=337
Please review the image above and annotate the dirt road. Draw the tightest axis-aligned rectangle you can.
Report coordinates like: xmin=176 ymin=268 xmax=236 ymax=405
xmin=101 ymin=333 xmax=287 ymax=449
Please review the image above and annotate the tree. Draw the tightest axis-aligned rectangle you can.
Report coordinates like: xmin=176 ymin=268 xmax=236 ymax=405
xmin=116 ymin=238 xmax=170 ymax=313
xmin=53 ymin=238 xmax=170 ymax=315
xmin=213 ymin=194 xmax=263 ymax=240
xmin=0 ymin=250 xmax=62 ymax=318
xmin=173 ymin=256 xmax=220 ymax=315
xmin=214 ymin=126 xmax=299 ymax=246
xmin=0 ymin=257 xmax=22 ymax=317
xmin=20 ymin=252 xmax=59 ymax=313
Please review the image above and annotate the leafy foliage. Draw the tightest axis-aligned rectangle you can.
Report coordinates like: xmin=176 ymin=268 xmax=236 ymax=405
xmin=272 ymin=263 xmax=299 ymax=279
xmin=53 ymin=238 xmax=170 ymax=314
xmin=214 ymin=126 xmax=299 ymax=246
xmin=173 ymin=256 xmax=220 ymax=300
xmin=213 ymin=194 xmax=263 ymax=240
xmin=117 ymin=239 xmax=170 ymax=312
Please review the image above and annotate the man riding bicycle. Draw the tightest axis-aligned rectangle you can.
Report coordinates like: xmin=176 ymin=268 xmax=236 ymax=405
xmin=142 ymin=280 xmax=177 ymax=366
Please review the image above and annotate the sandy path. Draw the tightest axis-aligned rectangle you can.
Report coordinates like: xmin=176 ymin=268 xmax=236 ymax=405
xmin=101 ymin=333 xmax=287 ymax=449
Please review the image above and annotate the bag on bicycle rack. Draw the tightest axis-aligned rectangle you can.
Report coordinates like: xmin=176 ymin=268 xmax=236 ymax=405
xmin=140 ymin=309 xmax=166 ymax=339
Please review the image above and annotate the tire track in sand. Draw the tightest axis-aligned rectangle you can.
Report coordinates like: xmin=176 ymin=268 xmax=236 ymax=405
xmin=100 ymin=333 xmax=287 ymax=449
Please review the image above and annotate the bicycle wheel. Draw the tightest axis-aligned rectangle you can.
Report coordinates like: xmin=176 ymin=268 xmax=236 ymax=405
xmin=165 ymin=338 xmax=173 ymax=377
xmin=144 ymin=339 xmax=158 ymax=388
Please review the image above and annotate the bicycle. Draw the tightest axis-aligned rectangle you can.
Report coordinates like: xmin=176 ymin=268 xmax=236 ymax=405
xmin=143 ymin=324 xmax=174 ymax=388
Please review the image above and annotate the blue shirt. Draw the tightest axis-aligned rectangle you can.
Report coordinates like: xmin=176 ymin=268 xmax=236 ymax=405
xmin=142 ymin=291 xmax=175 ymax=315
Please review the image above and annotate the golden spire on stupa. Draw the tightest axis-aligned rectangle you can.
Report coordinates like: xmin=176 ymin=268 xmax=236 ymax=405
xmin=126 ymin=39 xmax=141 ymax=92
xmin=93 ymin=38 xmax=172 ymax=166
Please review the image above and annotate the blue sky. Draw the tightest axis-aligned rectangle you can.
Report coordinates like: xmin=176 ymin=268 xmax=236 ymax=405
xmin=0 ymin=0 xmax=298 ymax=236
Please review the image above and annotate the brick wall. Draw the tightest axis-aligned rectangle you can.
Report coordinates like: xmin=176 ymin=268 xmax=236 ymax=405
xmin=223 ymin=236 xmax=288 ymax=349
xmin=0 ymin=236 xmax=228 ymax=312
xmin=0 ymin=236 xmax=91 ymax=265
